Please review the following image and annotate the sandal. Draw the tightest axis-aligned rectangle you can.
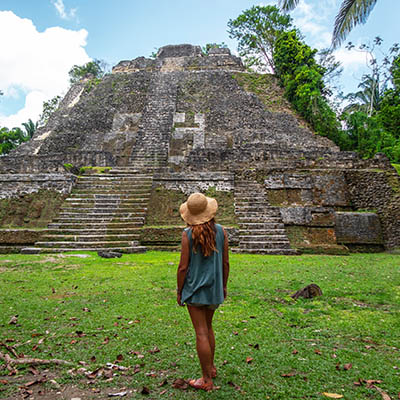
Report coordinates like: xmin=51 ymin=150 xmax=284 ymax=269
xmin=188 ymin=378 xmax=214 ymax=391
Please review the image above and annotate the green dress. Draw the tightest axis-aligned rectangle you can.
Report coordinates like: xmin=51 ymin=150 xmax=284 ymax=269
xmin=181 ymin=224 xmax=225 ymax=305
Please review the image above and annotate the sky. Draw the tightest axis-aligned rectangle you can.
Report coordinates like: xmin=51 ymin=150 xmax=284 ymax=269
xmin=0 ymin=0 xmax=399 ymax=128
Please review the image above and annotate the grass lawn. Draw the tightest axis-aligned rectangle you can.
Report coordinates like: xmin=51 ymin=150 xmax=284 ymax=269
xmin=0 ymin=252 xmax=399 ymax=399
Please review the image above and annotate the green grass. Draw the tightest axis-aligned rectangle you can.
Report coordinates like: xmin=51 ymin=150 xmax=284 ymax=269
xmin=392 ymin=163 xmax=400 ymax=175
xmin=0 ymin=252 xmax=399 ymax=399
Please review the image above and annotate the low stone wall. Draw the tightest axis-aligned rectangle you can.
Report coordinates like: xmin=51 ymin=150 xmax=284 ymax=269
xmin=345 ymin=169 xmax=400 ymax=249
xmin=335 ymin=212 xmax=384 ymax=252
xmin=0 ymin=173 xmax=75 ymax=199
xmin=0 ymin=229 xmax=46 ymax=254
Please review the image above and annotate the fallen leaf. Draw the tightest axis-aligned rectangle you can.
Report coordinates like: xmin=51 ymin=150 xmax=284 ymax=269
xmin=160 ymin=389 xmax=167 ymax=395
xmin=116 ymin=354 xmax=124 ymax=362
xmin=281 ymin=371 xmax=297 ymax=377
xmin=148 ymin=346 xmax=160 ymax=354
xmin=8 ymin=315 xmax=18 ymax=325
xmin=246 ymin=357 xmax=253 ymax=364
xmin=343 ymin=363 xmax=352 ymax=370
xmin=52 ymin=288 xmax=56 ymax=293
xmin=159 ymin=379 xmax=168 ymax=387
xmin=0 ymin=380 xmax=8 ymax=385
xmin=322 ymin=393 xmax=343 ymax=398
xmin=373 ymin=386 xmax=391 ymax=400
xmin=104 ymin=369 xmax=113 ymax=379
xmin=233 ymin=331 xmax=238 ymax=335
xmin=228 ymin=381 xmax=242 ymax=391
xmin=314 ymin=349 xmax=322 ymax=355
xmin=222 ymin=360 xmax=228 ymax=365
xmin=365 ymin=379 xmax=383 ymax=388
xmin=29 ymin=367 xmax=39 ymax=375
xmin=172 ymin=378 xmax=188 ymax=390
xmin=102 ymin=337 xmax=110 ymax=344
xmin=90 ymin=356 xmax=96 ymax=363
xmin=108 ymin=390 xmax=128 ymax=397
xmin=82 ymin=307 xmax=91 ymax=312
xmin=292 ymin=349 xmax=299 ymax=354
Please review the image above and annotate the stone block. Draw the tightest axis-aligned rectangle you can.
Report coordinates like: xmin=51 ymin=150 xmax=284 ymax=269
xmin=335 ymin=212 xmax=383 ymax=244
xmin=280 ymin=207 xmax=312 ymax=225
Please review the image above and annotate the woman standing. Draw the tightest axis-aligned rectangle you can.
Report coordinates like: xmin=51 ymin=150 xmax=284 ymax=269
xmin=177 ymin=192 xmax=230 ymax=391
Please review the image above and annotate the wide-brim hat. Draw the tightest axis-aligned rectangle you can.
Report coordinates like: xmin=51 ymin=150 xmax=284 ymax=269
xmin=179 ymin=192 xmax=218 ymax=225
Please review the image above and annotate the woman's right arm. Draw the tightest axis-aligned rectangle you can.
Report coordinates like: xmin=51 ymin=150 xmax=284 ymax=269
xmin=222 ymin=228 xmax=230 ymax=299
xmin=176 ymin=231 xmax=190 ymax=306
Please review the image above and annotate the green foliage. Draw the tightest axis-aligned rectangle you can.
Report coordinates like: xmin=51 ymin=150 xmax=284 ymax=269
xmin=68 ymin=59 xmax=106 ymax=85
xmin=0 ymin=126 xmax=30 ymax=155
xmin=273 ymin=30 xmax=347 ymax=147
xmin=201 ymin=42 xmax=228 ymax=55
xmin=38 ymin=95 xmax=62 ymax=127
xmin=22 ymin=118 xmax=38 ymax=138
xmin=228 ymin=5 xmax=292 ymax=72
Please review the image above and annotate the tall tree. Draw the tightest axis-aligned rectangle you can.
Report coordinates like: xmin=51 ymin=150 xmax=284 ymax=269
xmin=68 ymin=59 xmax=106 ymax=85
xmin=228 ymin=5 xmax=292 ymax=72
xmin=22 ymin=119 xmax=38 ymax=139
xmin=278 ymin=0 xmax=378 ymax=48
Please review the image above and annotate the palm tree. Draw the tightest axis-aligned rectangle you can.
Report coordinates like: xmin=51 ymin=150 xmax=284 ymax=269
xmin=342 ymin=73 xmax=382 ymax=116
xmin=279 ymin=0 xmax=378 ymax=48
xmin=22 ymin=119 xmax=38 ymax=138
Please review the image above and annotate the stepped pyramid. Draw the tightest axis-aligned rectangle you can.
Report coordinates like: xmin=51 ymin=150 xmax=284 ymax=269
xmin=0 ymin=44 xmax=399 ymax=254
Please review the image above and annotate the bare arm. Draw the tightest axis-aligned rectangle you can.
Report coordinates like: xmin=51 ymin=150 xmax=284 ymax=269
xmin=222 ymin=228 xmax=230 ymax=298
xmin=176 ymin=231 xmax=190 ymax=305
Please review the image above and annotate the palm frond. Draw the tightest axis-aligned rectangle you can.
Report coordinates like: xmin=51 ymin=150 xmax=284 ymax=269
xmin=332 ymin=0 xmax=377 ymax=49
xmin=278 ymin=0 xmax=300 ymax=12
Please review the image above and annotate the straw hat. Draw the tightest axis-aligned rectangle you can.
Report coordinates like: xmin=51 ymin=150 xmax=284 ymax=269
xmin=179 ymin=193 xmax=218 ymax=225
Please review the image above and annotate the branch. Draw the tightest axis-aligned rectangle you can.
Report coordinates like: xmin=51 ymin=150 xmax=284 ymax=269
xmin=0 ymin=351 xmax=73 ymax=369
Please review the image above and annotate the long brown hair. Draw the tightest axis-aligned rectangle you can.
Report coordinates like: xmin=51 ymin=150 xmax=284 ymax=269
xmin=189 ymin=218 xmax=217 ymax=257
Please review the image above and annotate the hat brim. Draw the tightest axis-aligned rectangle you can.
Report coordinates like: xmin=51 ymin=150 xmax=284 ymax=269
xmin=179 ymin=196 xmax=218 ymax=225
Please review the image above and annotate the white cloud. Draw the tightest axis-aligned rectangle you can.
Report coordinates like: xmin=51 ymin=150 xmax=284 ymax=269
xmin=333 ymin=48 xmax=371 ymax=70
xmin=52 ymin=0 xmax=77 ymax=21
xmin=0 ymin=11 xmax=90 ymax=127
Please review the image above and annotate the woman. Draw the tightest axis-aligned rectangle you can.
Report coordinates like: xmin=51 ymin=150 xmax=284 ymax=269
xmin=176 ymin=192 xmax=230 ymax=391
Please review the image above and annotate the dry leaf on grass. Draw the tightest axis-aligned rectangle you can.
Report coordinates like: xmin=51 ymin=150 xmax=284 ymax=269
xmin=373 ymin=385 xmax=392 ymax=400
xmin=322 ymin=393 xmax=343 ymax=398
xmin=172 ymin=378 xmax=188 ymax=390
xmin=246 ymin=357 xmax=253 ymax=364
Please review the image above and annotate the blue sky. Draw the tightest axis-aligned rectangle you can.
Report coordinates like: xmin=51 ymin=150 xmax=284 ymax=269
xmin=1 ymin=0 xmax=399 ymax=128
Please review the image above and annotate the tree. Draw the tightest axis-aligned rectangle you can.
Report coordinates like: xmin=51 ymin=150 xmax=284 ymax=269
xmin=278 ymin=0 xmax=378 ymax=48
xmin=22 ymin=119 xmax=38 ymax=139
xmin=273 ymin=30 xmax=347 ymax=147
xmin=68 ymin=59 xmax=106 ymax=85
xmin=228 ymin=5 xmax=292 ymax=72
xmin=38 ymin=95 xmax=62 ymax=127
xmin=0 ymin=126 xmax=30 ymax=155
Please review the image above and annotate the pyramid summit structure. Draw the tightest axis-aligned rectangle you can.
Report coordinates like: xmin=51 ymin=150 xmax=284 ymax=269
xmin=0 ymin=44 xmax=399 ymax=254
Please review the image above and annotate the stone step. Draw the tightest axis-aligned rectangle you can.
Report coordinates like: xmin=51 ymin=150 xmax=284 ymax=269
xmin=235 ymin=211 xmax=280 ymax=217
xmin=72 ymin=189 xmax=151 ymax=195
xmin=239 ymin=229 xmax=286 ymax=235
xmin=75 ymin=184 xmax=152 ymax=190
xmin=59 ymin=210 xmax=146 ymax=216
xmin=239 ymin=222 xmax=285 ymax=229
xmin=53 ymin=217 xmax=145 ymax=223
xmin=21 ymin=246 xmax=147 ymax=254
xmin=46 ymin=228 xmax=141 ymax=235
xmin=239 ymin=235 xmax=289 ymax=241
xmin=238 ymin=241 xmax=292 ymax=249
xmin=78 ymin=175 xmax=152 ymax=180
xmin=237 ymin=216 xmax=282 ymax=222
xmin=64 ymin=198 xmax=148 ymax=204
xmin=231 ymin=248 xmax=299 ymax=255
xmin=41 ymin=234 xmax=140 ymax=242
xmin=69 ymin=193 xmax=150 ymax=199
xmin=61 ymin=204 xmax=147 ymax=210
xmin=48 ymin=222 xmax=143 ymax=229
xmin=35 ymin=241 xmax=137 ymax=249
xmin=235 ymin=204 xmax=277 ymax=209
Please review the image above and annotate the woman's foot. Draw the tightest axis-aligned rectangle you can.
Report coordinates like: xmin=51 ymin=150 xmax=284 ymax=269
xmin=188 ymin=378 xmax=214 ymax=391
xmin=211 ymin=365 xmax=217 ymax=378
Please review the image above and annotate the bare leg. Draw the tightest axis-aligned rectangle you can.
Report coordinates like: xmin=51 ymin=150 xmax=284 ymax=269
xmin=205 ymin=308 xmax=216 ymax=376
xmin=187 ymin=305 xmax=213 ymax=384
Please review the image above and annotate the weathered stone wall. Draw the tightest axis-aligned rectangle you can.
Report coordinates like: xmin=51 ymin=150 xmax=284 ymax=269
xmin=345 ymin=169 xmax=400 ymax=249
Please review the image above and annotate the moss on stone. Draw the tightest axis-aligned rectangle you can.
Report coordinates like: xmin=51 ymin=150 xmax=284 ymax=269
xmin=0 ymin=190 xmax=66 ymax=228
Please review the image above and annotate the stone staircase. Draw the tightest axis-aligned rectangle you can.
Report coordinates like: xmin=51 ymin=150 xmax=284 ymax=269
xmin=22 ymin=169 xmax=152 ymax=253
xmin=232 ymin=180 xmax=298 ymax=255
xmin=129 ymin=72 xmax=176 ymax=170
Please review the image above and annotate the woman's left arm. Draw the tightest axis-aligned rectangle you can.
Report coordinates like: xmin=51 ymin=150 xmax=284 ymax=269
xmin=176 ymin=231 xmax=190 ymax=306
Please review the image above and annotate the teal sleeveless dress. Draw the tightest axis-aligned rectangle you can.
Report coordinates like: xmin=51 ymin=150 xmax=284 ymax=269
xmin=181 ymin=224 xmax=225 ymax=305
